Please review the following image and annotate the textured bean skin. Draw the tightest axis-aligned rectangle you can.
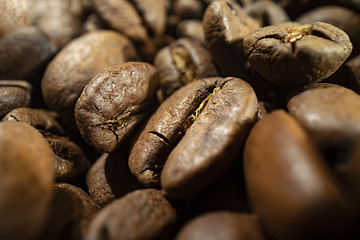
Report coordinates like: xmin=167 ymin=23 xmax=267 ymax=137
xmin=42 ymin=30 xmax=139 ymax=130
xmin=129 ymin=77 xmax=258 ymax=199
xmin=75 ymin=62 xmax=158 ymax=153
xmin=243 ymin=22 xmax=353 ymax=86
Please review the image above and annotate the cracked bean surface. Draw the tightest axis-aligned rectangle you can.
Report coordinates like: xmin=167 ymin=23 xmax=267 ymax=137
xmin=75 ymin=62 xmax=158 ymax=153
xmin=243 ymin=21 xmax=353 ymax=86
xmin=129 ymin=77 xmax=258 ymax=199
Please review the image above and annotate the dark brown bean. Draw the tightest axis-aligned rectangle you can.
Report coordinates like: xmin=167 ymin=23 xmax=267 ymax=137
xmin=75 ymin=62 xmax=158 ymax=153
xmin=41 ymin=30 xmax=139 ymax=130
xmin=243 ymin=22 xmax=353 ymax=86
xmin=129 ymin=77 xmax=258 ymax=199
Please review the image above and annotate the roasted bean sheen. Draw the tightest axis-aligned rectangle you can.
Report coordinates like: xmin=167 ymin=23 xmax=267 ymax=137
xmin=75 ymin=62 xmax=158 ymax=153
xmin=129 ymin=77 xmax=257 ymax=199
xmin=243 ymin=22 xmax=353 ymax=86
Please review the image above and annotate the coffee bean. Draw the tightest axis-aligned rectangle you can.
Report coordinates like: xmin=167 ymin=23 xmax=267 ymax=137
xmin=287 ymin=85 xmax=360 ymax=148
xmin=86 ymin=149 xmax=143 ymax=206
xmin=0 ymin=80 xmax=32 ymax=118
xmin=42 ymin=30 xmax=139 ymax=130
xmin=38 ymin=183 xmax=99 ymax=240
xmin=0 ymin=26 xmax=56 ymax=80
xmin=244 ymin=110 xmax=356 ymax=240
xmin=2 ymin=107 xmax=91 ymax=182
xmin=0 ymin=121 xmax=54 ymax=240
xmin=175 ymin=212 xmax=268 ymax=240
xmin=203 ymin=0 xmax=260 ymax=77
xmin=129 ymin=77 xmax=257 ymax=198
xmin=154 ymin=37 xmax=218 ymax=101
xmin=244 ymin=0 xmax=290 ymax=27
xmin=85 ymin=189 xmax=177 ymax=240
xmin=75 ymin=62 xmax=158 ymax=153
xmin=243 ymin=22 xmax=353 ymax=86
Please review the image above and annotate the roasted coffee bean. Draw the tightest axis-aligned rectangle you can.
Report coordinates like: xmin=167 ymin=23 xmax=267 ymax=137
xmin=154 ymin=38 xmax=218 ymax=101
xmin=85 ymin=189 xmax=178 ymax=240
xmin=129 ymin=77 xmax=258 ymax=199
xmin=244 ymin=0 xmax=290 ymax=27
xmin=287 ymin=85 xmax=360 ymax=148
xmin=175 ymin=212 xmax=268 ymax=240
xmin=0 ymin=80 xmax=31 ymax=118
xmin=0 ymin=121 xmax=54 ymax=240
xmin=244 ymin=110 xmax=357 ymax=240
xmin=243 ymin=22 xmax=353 ymax=86
xmin=75 ymin=62 xmax=158 ymax=153
xmin=38 ymin=183 xmax=99 ymax=240
xmin=92 ymin=0 xmax=167 ymax=60
xmin=42 ymin=30 xmax=139 ymax=130
xmin=177 ymin=20 xmax=205 ymax=45
xmin=203 ymin=0 xmax=260 ymax=77
xmin=296 ymin=6 xmax=360 ymax=56
xmin=86 ymin=149 xmax=143 ymax=206
xmin=2 ymin=107 xmax=91 ymax=182
xmin=0 ymin=26 xmax=56 ymax=80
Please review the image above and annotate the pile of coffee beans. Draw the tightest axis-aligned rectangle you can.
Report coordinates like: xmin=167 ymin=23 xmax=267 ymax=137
xmin=1 ymin=0 xmax=360 ymax=239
